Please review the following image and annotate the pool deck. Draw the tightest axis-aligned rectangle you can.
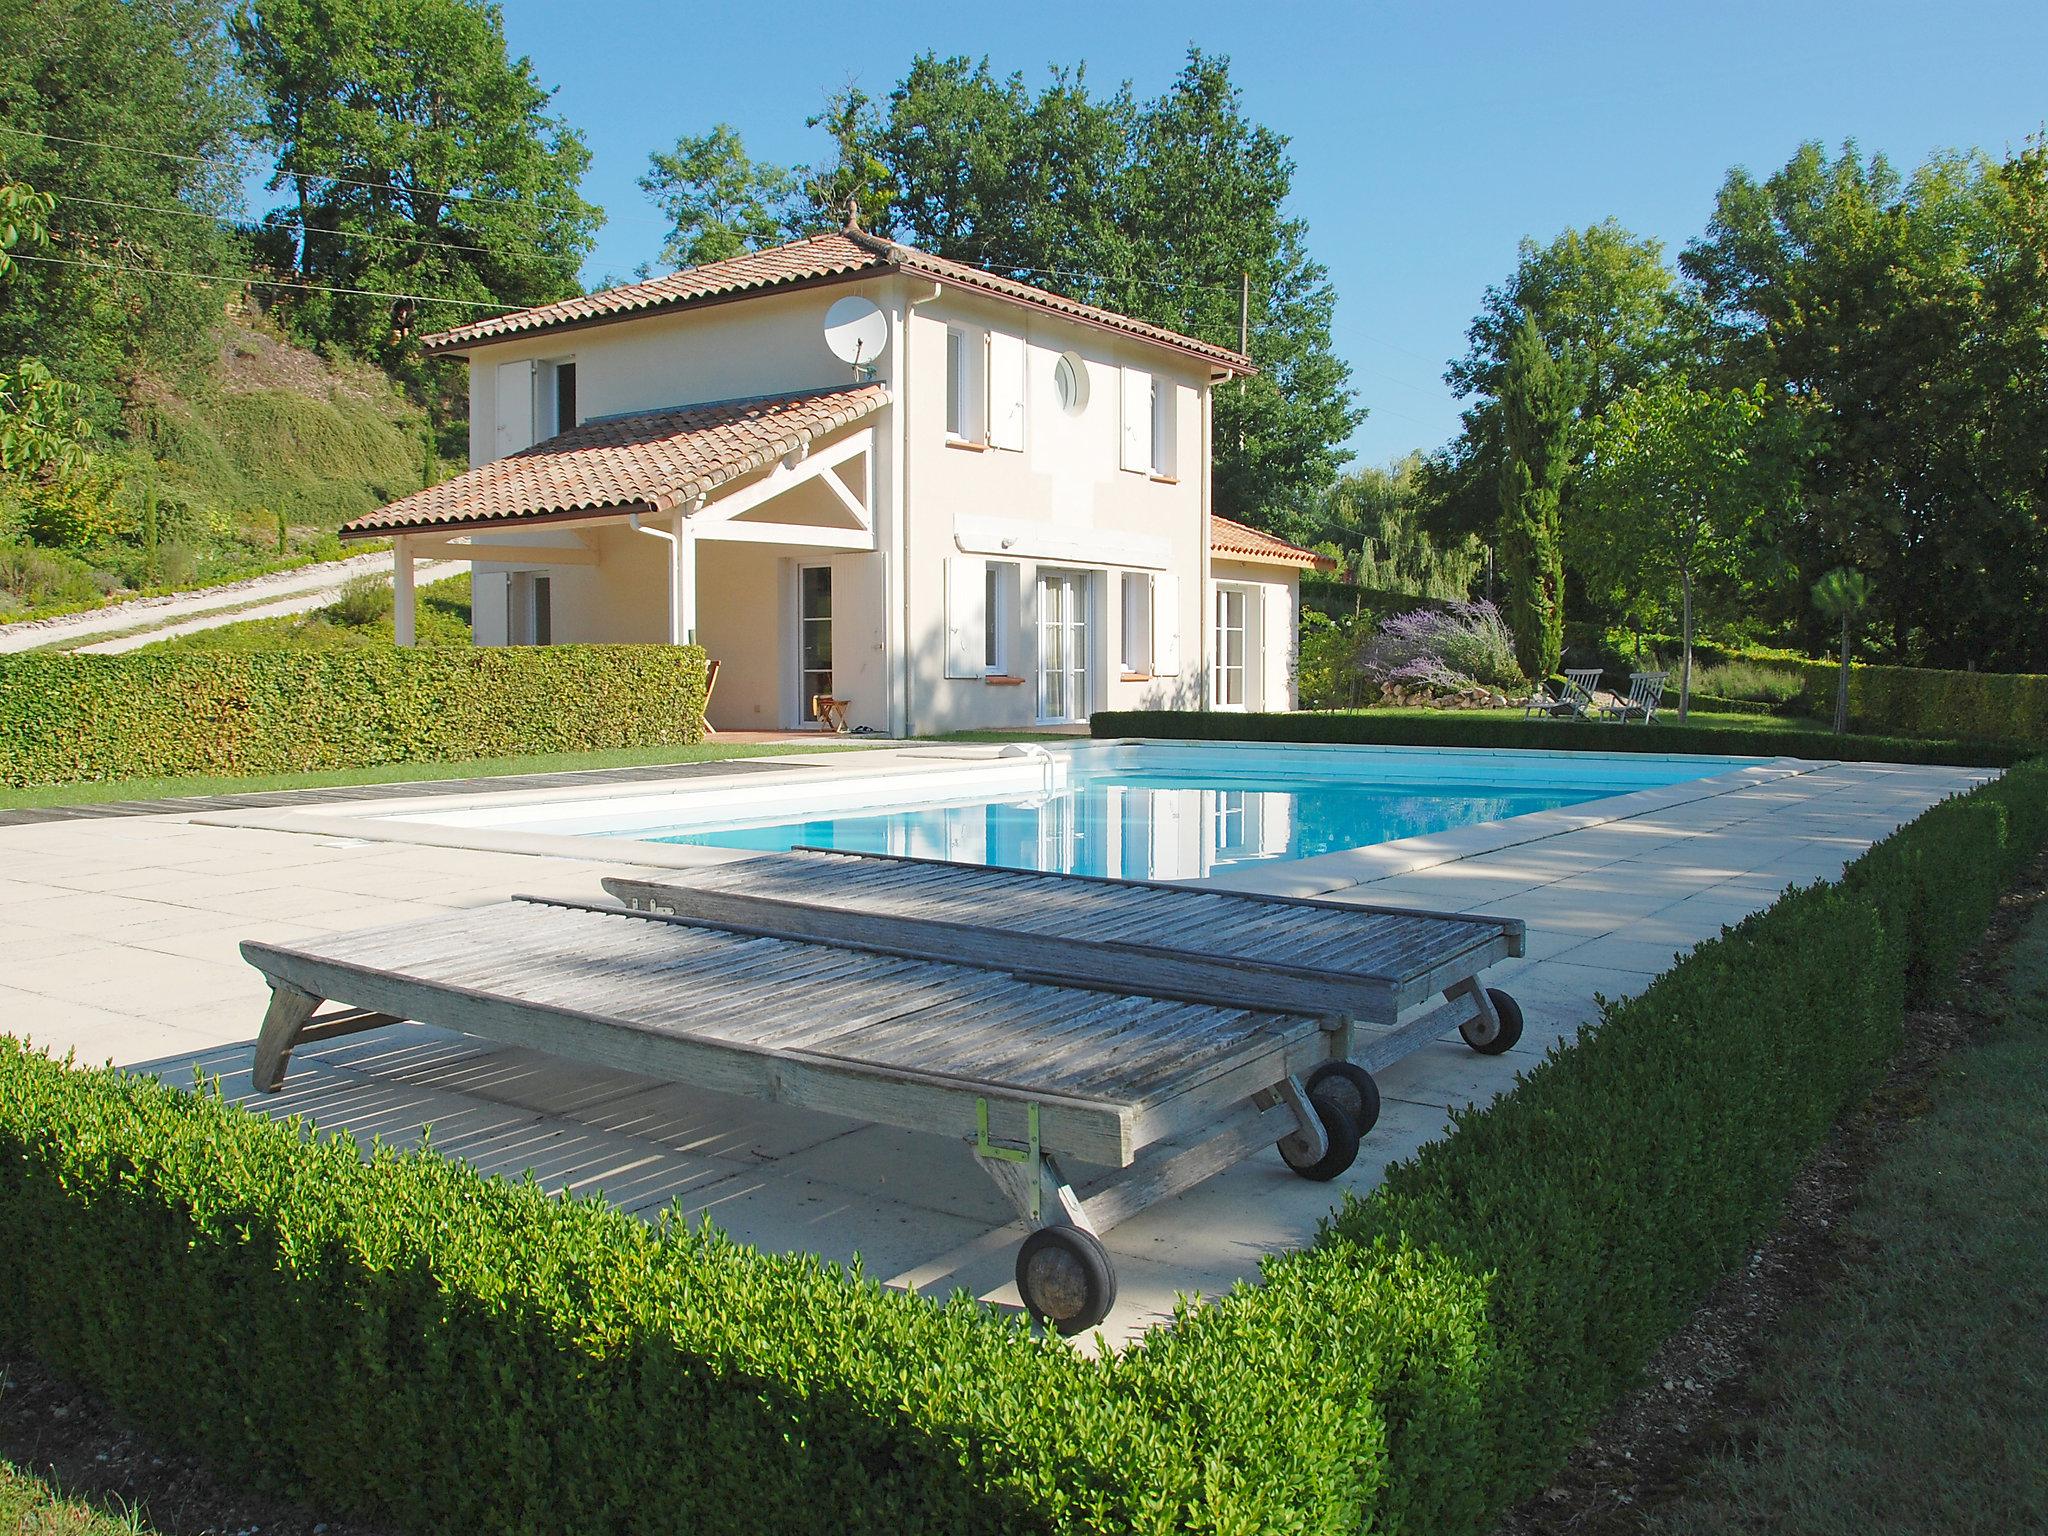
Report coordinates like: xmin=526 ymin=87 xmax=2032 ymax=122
xmin=0 ymin=744 xmax=1997 ymax=1348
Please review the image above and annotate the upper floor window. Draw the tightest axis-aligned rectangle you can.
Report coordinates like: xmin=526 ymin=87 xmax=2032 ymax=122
xmin=1053 ymin=353 xmax=1088 ymax=415
xmin=1120 ymin=366 xmax=1176 ymax=477
xmin=945 ymin=328 xmax=967 ymax=438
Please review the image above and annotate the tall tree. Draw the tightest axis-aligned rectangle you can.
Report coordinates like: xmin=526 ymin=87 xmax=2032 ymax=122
xmin=1496 ymin=315 xmax=1570 ymax=679
xmin=1683 ymin=139 xmax=2048 ymax=671
xmin=1425 ymin=221 xmax=1685 ymax=548
xmin=1579 ymin=381 xmax=1794 ymax=718
xmin=1810 ymin=567 xmax=1871 ymax=734
xmin=1303 ymin=454 xmax=1481 ymax=600
xmin=0 ymin=0 xmax=246 ymax=422
xmin=640 ymin=124 xmax=795 ymax=269
xmin=235 ymin=0 xmax=600 ymax=391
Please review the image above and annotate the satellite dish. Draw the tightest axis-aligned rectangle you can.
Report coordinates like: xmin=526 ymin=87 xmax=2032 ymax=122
xmin=824 ymin=296 xmax=888 ymax=374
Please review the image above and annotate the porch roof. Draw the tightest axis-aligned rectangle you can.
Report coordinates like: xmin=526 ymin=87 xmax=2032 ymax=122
xmin=1210 ymin=515 xmax=1336 ymax=571
xmin=339 ymin=383 xmax=889 ymax=539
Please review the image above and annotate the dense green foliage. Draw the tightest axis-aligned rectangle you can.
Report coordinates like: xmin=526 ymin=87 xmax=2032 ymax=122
xmin=1092 ymin=708 xmax=2031 ymax=767
xmin=1685 ymin=141 xmax=2048 ymax=671
xmin=1496 ymin=315 xmax=1569 ymax=679
xmin=1577 ymin=380 xmax=1796 ymax=717
xmin=235 ymin=0 xmax=600 ymax=389
xmin=0 ymin=0 xmax=246 ymax=423
xmin=1 ymin=754 xmax=2038 ymax=1533
xmin=640 ymin=49 xmax=1361 ymax=529
xmin=1294 ymin=455 xmax=1483 ymax=598
xmin=0 ymin=642 xmax=704 ymax=786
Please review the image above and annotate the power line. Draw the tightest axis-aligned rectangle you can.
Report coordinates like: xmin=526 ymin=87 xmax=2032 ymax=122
xmin=0 ymin=123 xmax=575 ymax=232
xmin=51 ymin=191 xmax=558 ymax=263
xmin=13 ymin=249 xmax=525 ymax=311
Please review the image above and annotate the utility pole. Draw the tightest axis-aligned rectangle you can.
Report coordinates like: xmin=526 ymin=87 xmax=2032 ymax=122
xmin=1238 ymin=271 xmax=1249 ymax=452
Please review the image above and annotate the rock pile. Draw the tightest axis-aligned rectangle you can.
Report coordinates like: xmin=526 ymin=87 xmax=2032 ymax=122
xmin=1378 ymin=679 xmax=1516 ymax=710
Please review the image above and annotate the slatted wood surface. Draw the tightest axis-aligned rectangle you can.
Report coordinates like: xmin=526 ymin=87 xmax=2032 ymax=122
xmin=610 ymin=849 xmax=1522 ymax=1016
xmin=241 ymin=895 xmax=1327 ymax=1165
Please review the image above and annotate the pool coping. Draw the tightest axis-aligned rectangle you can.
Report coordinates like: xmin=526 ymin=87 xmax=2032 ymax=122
xmin=187 ymin=738 xmax=1828 ymax=886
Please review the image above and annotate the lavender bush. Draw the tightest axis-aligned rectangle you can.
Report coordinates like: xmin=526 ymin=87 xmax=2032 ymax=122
xmin=1359 ymin=600 xmax=1526 ymax=693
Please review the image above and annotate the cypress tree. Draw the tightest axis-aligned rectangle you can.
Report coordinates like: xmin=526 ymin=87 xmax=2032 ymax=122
xmin=1497 ymin=315 xmax=1570 ymax=679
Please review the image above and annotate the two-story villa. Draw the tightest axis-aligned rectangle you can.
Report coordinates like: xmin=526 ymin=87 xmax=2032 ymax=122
xmin=341 ymin=221 xmax=1330 ymax=735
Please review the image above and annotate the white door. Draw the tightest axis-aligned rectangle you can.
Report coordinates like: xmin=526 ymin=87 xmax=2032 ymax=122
xmin=797 ymin=564 xmax=833 ymax=723
xmin=1036 ymin=570 xmax=1090 ymax=723
xmin=1213 ymin=584 xmax=1259 ymax=709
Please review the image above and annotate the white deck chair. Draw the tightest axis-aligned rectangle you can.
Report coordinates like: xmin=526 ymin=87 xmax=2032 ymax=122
xmin=1524 ymin=668 xmax=1605 ymax=719
xmin=1600 ymin=671 xmax=1668 ymax=724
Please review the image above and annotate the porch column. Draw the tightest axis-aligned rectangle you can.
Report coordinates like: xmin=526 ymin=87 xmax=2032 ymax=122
xmin=392 ymin=535 xmax=416 ymax=647
xmin=669 ymin=514 xmax=698 ymax=645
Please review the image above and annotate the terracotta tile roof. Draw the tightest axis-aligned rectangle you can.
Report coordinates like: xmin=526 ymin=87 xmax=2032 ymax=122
xmin=339 ymin=384 xmax=888 ymax=538
xmin=1209 ymin=515 xmax=1335 ymax=571
xmin=423 ymin=227 xmax=1254 ymax=374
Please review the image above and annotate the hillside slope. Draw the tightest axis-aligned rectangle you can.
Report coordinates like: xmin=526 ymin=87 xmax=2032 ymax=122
xmin=1 ymin=303 xmax=460 ymax=620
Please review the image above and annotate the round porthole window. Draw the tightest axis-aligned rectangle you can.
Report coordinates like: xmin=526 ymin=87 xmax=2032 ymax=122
xmin=1054 ymin=352 xmax=1088 ymax=415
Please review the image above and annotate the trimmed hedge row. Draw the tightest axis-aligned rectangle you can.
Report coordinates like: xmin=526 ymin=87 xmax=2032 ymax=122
xmin=0 ymin=645 xmax=710 ymax=788
xmin=3 ymin=764 xmax=2044 ymax=1533
xmin=1791 ymin=659 xmax=2048 ymax=744
xmin=1091 ymin=707 xmax=2029 ymax=767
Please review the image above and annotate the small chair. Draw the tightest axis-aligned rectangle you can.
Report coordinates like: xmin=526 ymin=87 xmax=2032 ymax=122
xmin=1524 ymin=668 xmax=1605 ymax=720
xmin=810 ymin=694 xmax=852 ymax=732
xmin=701 ymin=658 xmax=721 ymax=737
xmin=1600 ymin=671 xmax=1668 ymax=725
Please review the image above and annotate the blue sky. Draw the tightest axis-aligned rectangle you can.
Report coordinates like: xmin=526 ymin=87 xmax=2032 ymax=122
xmin=486 ymin=0 xmax=2047 ymax=468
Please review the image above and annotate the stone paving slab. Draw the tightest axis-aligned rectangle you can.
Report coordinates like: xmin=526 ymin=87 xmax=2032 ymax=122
xmin=0 ymin=754 xmax=1996 ymax=1347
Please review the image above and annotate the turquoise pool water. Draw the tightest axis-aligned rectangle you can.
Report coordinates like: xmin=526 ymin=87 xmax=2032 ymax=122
xmin=627 ymin=745 xmax=1762 ymax=881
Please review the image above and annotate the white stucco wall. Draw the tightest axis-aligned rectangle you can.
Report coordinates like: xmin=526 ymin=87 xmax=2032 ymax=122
xmin=446 ymin=269 xmax=1241 ymax=734
xmin=1210 ymin=558 xmax=1303 ymax=712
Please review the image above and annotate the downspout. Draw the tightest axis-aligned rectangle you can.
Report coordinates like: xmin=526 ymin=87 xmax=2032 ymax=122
xmin=630 ymin=502 xmax=700 ymax=645
xmin=897 ymin=280 xmax=944 ymax=738
xmin=1201 ymin=374 xmax=1219 ymax=711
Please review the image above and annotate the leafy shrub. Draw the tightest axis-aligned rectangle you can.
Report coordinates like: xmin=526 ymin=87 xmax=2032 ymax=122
xmin=1362 ymin=600 xmax=1525 ymax=693
xmin=1092 ymin=708 xmax=2033 ymax=768
xmin=1791 ymin=660 xmax=2048 ymax=745
xmin=1692 ymin=658 xmax=1806 ymax=706
xmin=327 ymin=570 xmax=394 ymax=627
xmin=2 ymin=760 xmax=2040 ymax=1534
xmin=0 ymin=643 xmax=708 ymax=787
xmin=0 ymin=540 xmax=104 ymax=613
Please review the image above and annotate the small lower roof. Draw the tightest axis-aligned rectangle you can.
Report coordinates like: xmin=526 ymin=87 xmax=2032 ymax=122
xmin=340 ymin=383 xmax=889 ymax=539
xmin=1210 ymin=515 xmax=1335 ymax=571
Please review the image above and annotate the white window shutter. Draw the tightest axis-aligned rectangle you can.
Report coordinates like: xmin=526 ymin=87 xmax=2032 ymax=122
xmin=1151 ymin=571 xmax=1181 ymax=674
xmin=494 ymin=360 xmax=534 ymax=458
xmin=945 ymin=556 xmax=987 ymax=678
xmin=1120 ymin=367 xmax=1150 ymax=472
xmin=988 ymin=332 xmax=1026 ymax=451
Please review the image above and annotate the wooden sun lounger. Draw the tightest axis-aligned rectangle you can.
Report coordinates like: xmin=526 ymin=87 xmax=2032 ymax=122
xmin=243 ymin=858 xmax=1525 ymax=1336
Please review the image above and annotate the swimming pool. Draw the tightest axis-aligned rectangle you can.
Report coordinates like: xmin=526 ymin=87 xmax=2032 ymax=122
xmin=394 ymin=742 xmax=1766 ymax=881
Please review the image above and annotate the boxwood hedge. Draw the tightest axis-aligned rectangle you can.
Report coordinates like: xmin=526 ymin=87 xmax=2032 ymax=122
xmin=0 ymin=645 xmax=709 ymax=788
xmin=1788 ymin=659 xmax=2048 ymax=745
xmin=1091 ymin=707 xmax=2029 ymax=767
xmin=2 ymin=763 xmax=2043 ymax=1533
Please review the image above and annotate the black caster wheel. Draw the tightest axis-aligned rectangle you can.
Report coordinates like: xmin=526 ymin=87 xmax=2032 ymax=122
xmin=1279 ymin=1076 xmax=1364 ymax=1182
xmin=1304 ymin=1060 xmax=1380 ymax=1138
xmin=1016 ymin=1225 xmax=1117 ymax=1336
xmin=1459 ymin=987 xmax=1524 ymax=1055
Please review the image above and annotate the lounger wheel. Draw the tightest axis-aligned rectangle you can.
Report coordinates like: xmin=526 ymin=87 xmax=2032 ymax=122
xmin=1460 ymin=987 xmax=1524 ymax=1055
xmin=1016 ymin=1225 xmax=1117 ymax=1337
xmin=1303 ymin=1060 xmax=1380 ymax=1139
xmin=1280 ymin=1078 xmax=1364 ymax=1182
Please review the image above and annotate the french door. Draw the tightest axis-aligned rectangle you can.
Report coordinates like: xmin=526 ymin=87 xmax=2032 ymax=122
xmin=798 ymin=564 xmax=833 ymax=723
xmin=1036 ymin=570 xmax=1090 ymax=723
xmin=1213 ymin=584 xmax=1254 ymax=708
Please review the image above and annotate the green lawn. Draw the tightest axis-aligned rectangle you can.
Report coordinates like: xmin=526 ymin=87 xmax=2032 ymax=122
xmin=0 ymin=740 xmax=869 ymax=812
xmin=0 ymin=1459 xmax=151 ymax=1534
xmin=1654 ymin=899 xmax=2048 ymax=1536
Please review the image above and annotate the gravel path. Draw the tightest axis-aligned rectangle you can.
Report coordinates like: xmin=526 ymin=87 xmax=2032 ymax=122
xmin=1 ymin=553 xmax=464 ymax=654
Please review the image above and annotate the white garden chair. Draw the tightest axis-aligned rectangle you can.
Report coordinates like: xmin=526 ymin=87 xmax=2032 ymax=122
xmin=1524 ymin=668 xmax=1605 ymax=720
xmin=1600 ymin=671 xmax=1668 ymax=725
